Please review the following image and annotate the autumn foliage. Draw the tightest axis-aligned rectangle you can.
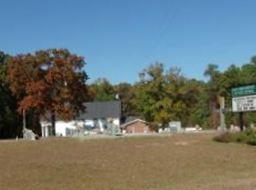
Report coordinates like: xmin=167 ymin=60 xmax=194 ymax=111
xmin=7 ymin=49 xmax=90 ymax=135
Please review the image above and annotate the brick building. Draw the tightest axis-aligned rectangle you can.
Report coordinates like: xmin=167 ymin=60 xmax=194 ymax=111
xmin=121 ymin=119 xmax=152 ymax=134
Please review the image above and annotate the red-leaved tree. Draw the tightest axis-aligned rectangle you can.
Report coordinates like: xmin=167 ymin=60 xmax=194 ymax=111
xmin=8 ymin=49 xmax=90 ymax=135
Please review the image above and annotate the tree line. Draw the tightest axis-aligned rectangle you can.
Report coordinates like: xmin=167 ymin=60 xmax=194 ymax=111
xmin=89 ymin=59 xmax=256 ymax=130
xmin=1 ymin=49 xmax=256 ymax=138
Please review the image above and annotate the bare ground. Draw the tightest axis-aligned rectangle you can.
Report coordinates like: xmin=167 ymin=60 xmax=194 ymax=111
xmin=0 ymin=133 xmax=256 ymax=190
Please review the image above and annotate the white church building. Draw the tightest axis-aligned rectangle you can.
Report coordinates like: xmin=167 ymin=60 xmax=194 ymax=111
xmin=41 ymin=101 xmax=122 ymax=137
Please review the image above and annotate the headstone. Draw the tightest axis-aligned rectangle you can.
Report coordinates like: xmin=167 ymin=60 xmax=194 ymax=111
xmin=217 ymin=126 xmax=228 ymax=132
xmin=195 ymin=124 xmax=202 ymax=130
xmin=164 ymin=127 xmax=170 ymax=133
xmin=229 ymin=125 xmax=240 ymax=132
xmin=169 ymin=121 xmax=182 ymax=133
xmin=105 ymin=123 xmax=120 ymax=135
xmin=158 ymin=128 xmax=163 ymax=133
xmin=23 ymin=128 xmax=36 ymax=140
xmin=185 ymin=127 xmax=198 ymax=132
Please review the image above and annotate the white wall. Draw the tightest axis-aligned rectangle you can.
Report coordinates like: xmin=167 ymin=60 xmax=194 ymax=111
xmin=55 ymin=121 xmax=76 ymax=136
xmin=40 ymin=117 xmax=121 ymax=137
xmin=40 ymin=120 xmax=78 ymax=137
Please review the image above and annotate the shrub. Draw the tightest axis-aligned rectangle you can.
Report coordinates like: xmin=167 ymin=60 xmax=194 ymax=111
xmin=246 ymin=133 xmax=256 ymax=145
xmin=213 ymin=128 xmax=256 ymax=146
xmin=213 ymin=132 xmax=231 ymax=143
xmin=232 ymin=132 xmax=248 ymax=143
xmin=247 ymin=137 xmax=256 ymax=145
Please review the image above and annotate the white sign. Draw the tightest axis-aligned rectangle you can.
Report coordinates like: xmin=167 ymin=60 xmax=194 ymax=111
xmin=232 ymin=94 xmax=256 ymax=112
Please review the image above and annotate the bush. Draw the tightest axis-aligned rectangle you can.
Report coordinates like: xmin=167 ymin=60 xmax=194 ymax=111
xmin=231 ymin=132 xmax=248 ymax=143
xmin=213 ymin=129 xmax=256 ymax=146
xmin=213 ymin=132 xmax=232 ymax=143
xmin=246 ymin=132 xmax=256 ymax=145
xmin=247 ymin=137 xmax=256 ymax=145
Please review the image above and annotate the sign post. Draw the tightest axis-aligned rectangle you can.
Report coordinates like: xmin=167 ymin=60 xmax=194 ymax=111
xmin=239 ymin=112 xmax=244 ymax=131
xmin=231 ymin=84 xmax=256 ymax=131
xmin=219 ymin=96 xmax=226 ymax=130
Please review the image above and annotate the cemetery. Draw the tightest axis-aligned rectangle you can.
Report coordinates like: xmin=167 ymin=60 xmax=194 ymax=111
xmin=2 ymin=1 xmax=256 ymax=189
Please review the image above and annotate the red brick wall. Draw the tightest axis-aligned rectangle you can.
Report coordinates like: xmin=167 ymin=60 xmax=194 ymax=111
xmin=125 ymin=121 xmax=152 ymax=134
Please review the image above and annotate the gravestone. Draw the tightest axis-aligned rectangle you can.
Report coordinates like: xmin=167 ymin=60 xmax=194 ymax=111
xmin=105 ymin=123 xmax=120 ymax=135
xmin=23 ymin=128 xmax=36 ymax=140
xmin=169 ymin=121 xmax=182 ymax=133
xmin=229 ymin=124 xmax=240 ymax=133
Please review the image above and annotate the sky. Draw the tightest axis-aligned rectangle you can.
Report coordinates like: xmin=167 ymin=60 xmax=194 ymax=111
xmin=1 ymin=0 xmax=256 ymax=84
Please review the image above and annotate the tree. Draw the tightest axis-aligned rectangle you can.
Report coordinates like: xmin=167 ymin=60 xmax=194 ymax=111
xmin=222 ymin=61 xmax=256 ymax=127
xmin=114 ymin=82 xmax=137 ymax=117
xmin=165 ymin=68 xmax=207 ymax=127
xmin=89 ymin=78 xmax=116 ymax=101
xmin=134 ymin=63 xmax=169 ymax=126
xmin=134 ymin=63 xmax=211 ymax=129
xmin=186 ymin=81 xmax=210 ymax=127
xmin=0 ymin=51 xmax=22 ymax=138
xmin=204 ymin=64 xmax=223 ymax=128
xmin=8 ymin=49 xmax=90 ymax=135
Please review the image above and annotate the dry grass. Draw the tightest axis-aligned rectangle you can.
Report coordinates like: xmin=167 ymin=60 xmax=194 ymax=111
xmin=0 ymin=133 xmax=256 ymax=190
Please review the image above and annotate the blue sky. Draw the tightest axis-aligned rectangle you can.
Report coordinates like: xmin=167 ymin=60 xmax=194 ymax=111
xmin=1 ymin=0 xmax=256 ymax=84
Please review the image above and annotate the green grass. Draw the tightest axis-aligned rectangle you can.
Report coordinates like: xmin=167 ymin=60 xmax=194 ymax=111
xmin=0 ymin=133 xmax=256 ymax=190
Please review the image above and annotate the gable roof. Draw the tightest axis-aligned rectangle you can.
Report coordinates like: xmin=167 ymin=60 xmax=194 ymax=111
xmin=121 ymin=119 xmax=147 ymax=128
xmin=77 ymin=101 xmax=121 ymax=119
xmin=124 ymin=116 xmax=144 ymax=123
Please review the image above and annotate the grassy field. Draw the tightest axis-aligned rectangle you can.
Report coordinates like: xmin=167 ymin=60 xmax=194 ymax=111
xmin=0 ymin=133 xmax=256 ymax=190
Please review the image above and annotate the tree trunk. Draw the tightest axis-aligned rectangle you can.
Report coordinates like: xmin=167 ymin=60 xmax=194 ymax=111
xmin=51 ymin=112 xmax=56 ymax=136
xmin=22 ymin=109 xmax=26 ymax=131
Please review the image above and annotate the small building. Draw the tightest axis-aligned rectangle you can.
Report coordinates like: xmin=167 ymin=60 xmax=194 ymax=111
xmin=121 ymin=119 xmax=152 ymax=134
xmin=41 ymin=101 xmax=121 ymax=137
